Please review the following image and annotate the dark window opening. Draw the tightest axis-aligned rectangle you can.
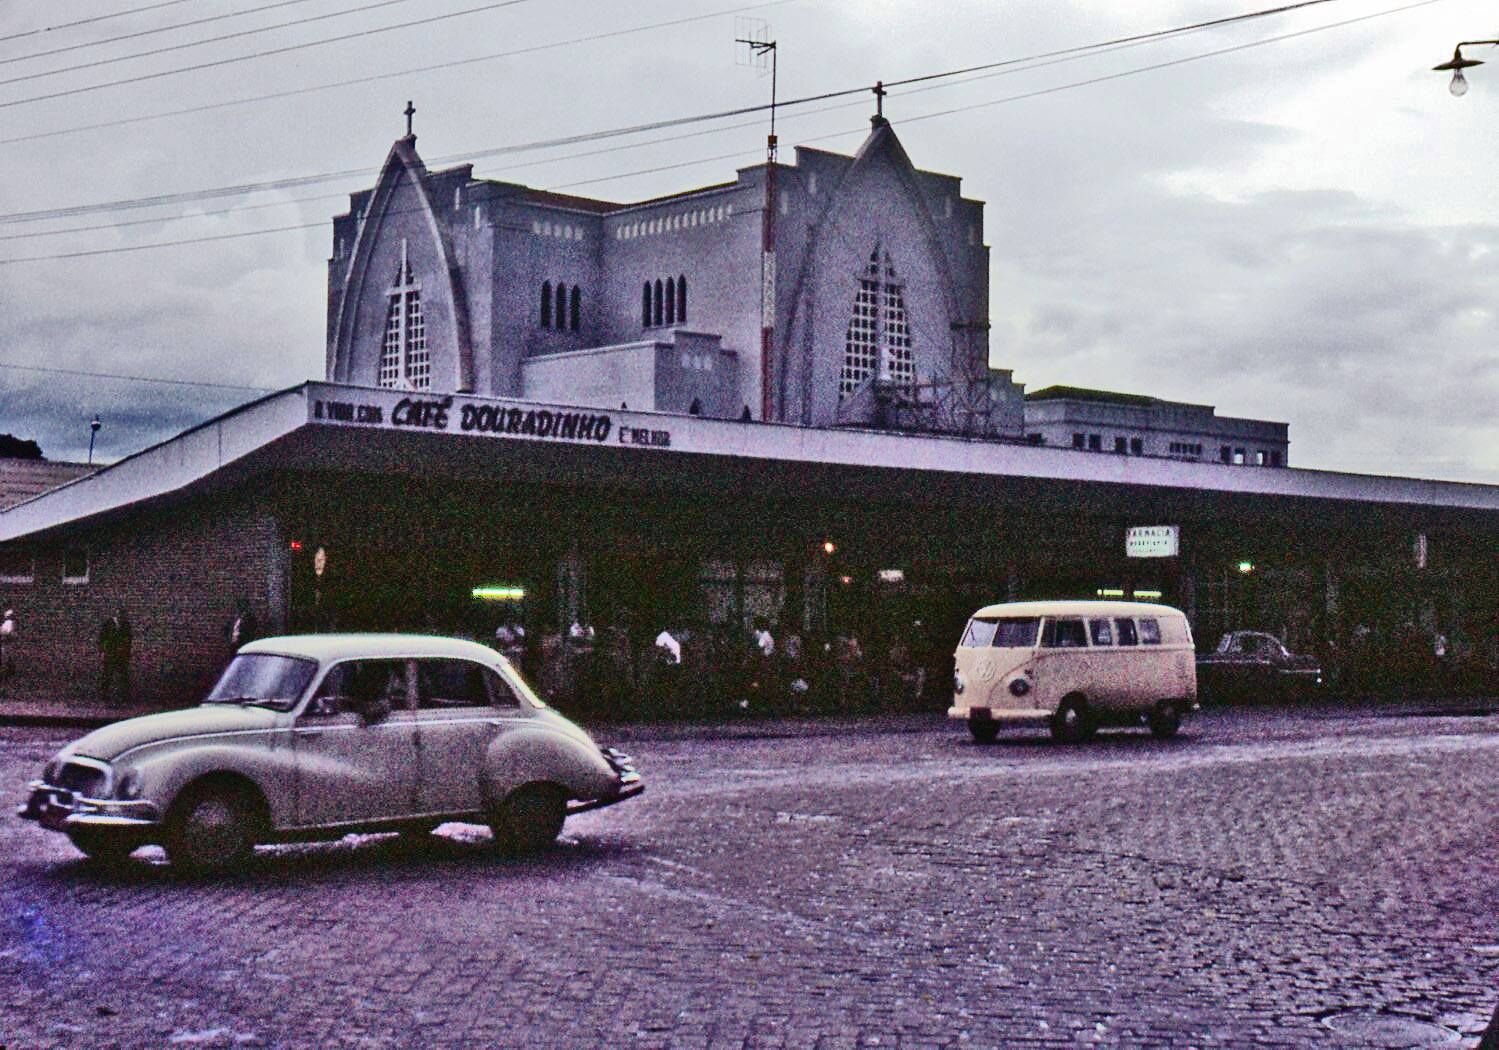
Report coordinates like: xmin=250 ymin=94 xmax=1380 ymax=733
xmin=665 ymin=277 xmax=676 ymax=325
xmin=569 ymin=286 xmax=581 ymax=331
xmin=677 ymin=274 xmax=687 ymax=322
xmin=1072 ymin=433 xmax=1085 ymax=449
xmin=540 ymin=281 xmax=552 ymax=329
xmin=1130 ymin=437 xmax=1143 ymax=455
xmin=642 ymin=282 xmax=651 ymax=327
xmin=653 ymin=279 xmax=664 ymax=326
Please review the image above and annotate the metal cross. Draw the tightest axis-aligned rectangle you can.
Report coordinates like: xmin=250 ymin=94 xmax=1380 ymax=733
xmin=873 ymin=80 xmax=885 ymax=119
xmin=404 ymin=100 xmax=415 ymax=137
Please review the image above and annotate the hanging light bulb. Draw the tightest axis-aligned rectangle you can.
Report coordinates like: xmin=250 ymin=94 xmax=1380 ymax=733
xmin=1449 ymin=69 xmax=1470 ymax=96
xmin=1433 ymin=45 xmax=1485 ymax=98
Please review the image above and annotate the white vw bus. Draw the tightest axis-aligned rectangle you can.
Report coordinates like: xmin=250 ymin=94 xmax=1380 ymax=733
xmin=949 ymin=600 xmax=1197 ymax=744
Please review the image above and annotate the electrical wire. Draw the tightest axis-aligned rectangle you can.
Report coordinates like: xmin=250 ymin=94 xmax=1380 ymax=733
xmin=0 ymin=0 xmax=333 ymax=70
xmin=0 ymin=0 xmax=1359 ymax=227
xmin=0 ymin=361 xmax=277 ymax=393
xmin=0 ymin=0 xmax=194 ymax=48
xmin=0 ymin=0 xmax=427 ymax=87
xmin=0 ymin=0 xmax=534 ymax=109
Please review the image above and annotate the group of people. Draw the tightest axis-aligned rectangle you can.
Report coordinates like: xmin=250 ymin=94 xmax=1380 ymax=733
xmin=527 ymin=616 xmax=943 ymax=721
xmin=90 ymin=599 xmax=263 ymax=706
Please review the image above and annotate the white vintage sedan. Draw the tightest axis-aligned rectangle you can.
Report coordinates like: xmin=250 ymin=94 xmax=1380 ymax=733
xmin=18 ymin=634 xmax=642 ymax=872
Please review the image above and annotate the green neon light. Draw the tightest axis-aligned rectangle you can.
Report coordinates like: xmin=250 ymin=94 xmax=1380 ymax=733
xmin=472 ymin=586 xmax=526 ymax=601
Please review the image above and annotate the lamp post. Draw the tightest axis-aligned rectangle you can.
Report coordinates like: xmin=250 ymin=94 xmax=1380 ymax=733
xmin=87 ymin=415 xmax=100 ymax=466
xmin=1433 ymin=40 xmax=1498 ymax=96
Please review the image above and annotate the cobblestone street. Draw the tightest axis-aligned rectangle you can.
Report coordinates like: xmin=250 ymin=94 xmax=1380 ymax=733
xmin=2 ymin=705 xmax=1497 ymax=1049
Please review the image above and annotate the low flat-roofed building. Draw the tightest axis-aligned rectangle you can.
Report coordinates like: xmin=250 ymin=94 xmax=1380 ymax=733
xmin=1023 ymin=386 xmax=1289 ymax=467
xmin=0 ymin=456 xmax=93 ymax=511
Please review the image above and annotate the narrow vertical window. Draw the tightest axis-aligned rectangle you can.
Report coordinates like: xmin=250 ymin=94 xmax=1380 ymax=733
xmin=642 ymin=282 xmax=652 ymax=327
xmin=541 ymin=282 xmax=553 ymax=329
xmin=554 ymin=283 xmax=568 ymax=329
xmin=378 ymin=240 xmax=430 ymax=390
xmin=677 ymin=274 xmax=687 ymax=322
xmin=840 ymin=245 xmax=914 ymax=400
xmin=569 ymin=286 xmax=581 ymax=331
xmin=653 ymin=279 xmax=664 ymax=326
xmin=665 ymin=277 xmax=676 ymax=325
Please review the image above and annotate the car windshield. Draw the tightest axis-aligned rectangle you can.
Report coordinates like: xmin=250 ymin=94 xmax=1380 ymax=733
xmin=204 ymin=653 xmax=319 ymax=711
xmin=961 ymin=616 xmax=1040 ymax=648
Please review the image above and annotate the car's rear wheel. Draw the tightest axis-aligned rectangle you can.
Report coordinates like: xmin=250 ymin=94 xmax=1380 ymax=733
xmin=1148 ymin=699 xmax=1182 ymax=739
xmin=165 ymin=784 xmax=259 ymax=874
xmin=1050 ymin=695 xmax=1095 ymax=744
xmin=490 ymin=784 xmax=567 ymax=854
xmin=968 ymin=717 xmax=1000 ymax=744
xmin=67 ymin=828 xmax=139 ymax=866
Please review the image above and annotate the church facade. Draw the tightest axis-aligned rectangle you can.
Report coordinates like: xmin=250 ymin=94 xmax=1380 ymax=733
xmin=327 ymin=115 xmax=1024 ymax=435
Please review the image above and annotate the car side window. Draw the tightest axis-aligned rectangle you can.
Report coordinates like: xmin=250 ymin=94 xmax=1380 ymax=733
xmin=1088 ymin=618 xmax=1114 ymax=646
xmin=1138 ymin=618 xmax=1162 ymax=645
xmin=1041 ymin=618 xmax=1088 ymax=648
xmin=308 ymin=659 xmax=409 ymax=716
xmin=417 ymin=659 xmax=492 ymax=709
xmin=484 ymin=668 xmax=523 ymax=708
xmin=1114 ymin=618 xmax=1139 ymax=646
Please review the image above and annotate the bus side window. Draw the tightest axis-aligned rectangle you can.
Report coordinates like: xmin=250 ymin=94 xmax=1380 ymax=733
xmin=1138 ymin=618 xmax=1162 ymax=645
xmin=1043 ymin=618 xmax=1087 ymax=648
xmin=1089 ymin=618 xmax=1114 ymax=646
xmin=1114 ymin=618 xmax=1139 ymax=646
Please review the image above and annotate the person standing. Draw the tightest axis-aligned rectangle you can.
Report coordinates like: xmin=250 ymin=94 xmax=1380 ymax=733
xmin=98 ymin=608 xmax=132 ymax=705
xmin=0 ymin=606 xmax=16 ymax=685
xmin=225 ymin=599 xmax=260 ymax=652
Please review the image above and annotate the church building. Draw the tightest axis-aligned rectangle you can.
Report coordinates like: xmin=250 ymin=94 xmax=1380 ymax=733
xmin=327 ymin=111 xmax=1025 ymax=436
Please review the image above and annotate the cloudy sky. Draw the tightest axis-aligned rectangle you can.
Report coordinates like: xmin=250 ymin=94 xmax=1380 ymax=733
xmin=0 ymin=0 xmax=1494 ymax=483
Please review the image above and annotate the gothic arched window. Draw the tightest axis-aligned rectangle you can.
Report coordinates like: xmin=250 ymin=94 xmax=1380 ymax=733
xmin=653 ymin=279 xmax=664 ymax=326
xmin=540 ymin=281 xmax=552 ymax=329
xmin=840 ymin=244 xmax=913 ymax=400
xmin=642 ymin=282 xmax=651 ymax=327
xmin=379 ymin=240 xmax=430 ymax=390
xmin=665 ymin=277 xmax=676 ymax=325
xmin=569 ymin=286 xmax=581 ymax=331
xmin=677 ymin=274 xmax=687 ymax=323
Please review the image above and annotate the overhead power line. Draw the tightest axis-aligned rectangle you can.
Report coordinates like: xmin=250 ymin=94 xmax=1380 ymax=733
xmin=0 ymin=0 xmax=534 ymax=110
xmin=0 ymin=0 xmax=194 ymax=48
xmin=0 ymin=0 xmax=1437 ymax=263
xmin=0 ymin=0 xmax=1363 ymax=229
xmin=0 ymin=0 xmax=421 ymax=86
xmin=0 ymin=362 xmax=276 ymax=394
xmin=0 ymin=0 xmax=332 ymax=70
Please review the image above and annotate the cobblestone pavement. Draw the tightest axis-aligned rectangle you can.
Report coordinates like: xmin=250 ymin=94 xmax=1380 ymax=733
xmin=2 ymin=706 xmax=1497 ymax=1049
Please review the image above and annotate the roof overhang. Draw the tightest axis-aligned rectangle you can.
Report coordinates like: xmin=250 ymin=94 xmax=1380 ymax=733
xmin=4 ymin=381 xmax=1499 ymax=543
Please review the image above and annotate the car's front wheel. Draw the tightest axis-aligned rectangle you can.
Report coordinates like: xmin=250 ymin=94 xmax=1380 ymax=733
xmin=165 ymin=784 xmax=259 ymax=874
xmin=490 ymin=784 xmax=567 ymax=854
xmin=67 ymin=828 xmax=139 ymax=866
xmin=968 ymin=717 xmax=1000 ymax=744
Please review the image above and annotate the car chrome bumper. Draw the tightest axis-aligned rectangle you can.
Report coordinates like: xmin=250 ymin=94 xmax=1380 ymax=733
xmin=568 ymin=747 xmax=644 ymax=815
xmin=17 ymin=781 xmax=161 ymax=831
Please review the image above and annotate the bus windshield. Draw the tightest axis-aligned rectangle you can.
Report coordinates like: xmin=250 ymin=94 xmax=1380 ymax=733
xmin=960 ymin=617 xmax=1040 ymax=648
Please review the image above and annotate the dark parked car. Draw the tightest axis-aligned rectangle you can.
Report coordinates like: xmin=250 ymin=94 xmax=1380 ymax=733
xmin=1196 ymin=631 xmax=1323 ymax=703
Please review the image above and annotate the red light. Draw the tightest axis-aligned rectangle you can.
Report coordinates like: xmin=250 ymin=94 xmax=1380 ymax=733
xmin=289 ymin=540 xmax=303 ymax=552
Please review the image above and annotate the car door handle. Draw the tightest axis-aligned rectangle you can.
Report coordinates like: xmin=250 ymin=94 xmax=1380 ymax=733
xmin=294 ymin=728 xmax=324 ymax=738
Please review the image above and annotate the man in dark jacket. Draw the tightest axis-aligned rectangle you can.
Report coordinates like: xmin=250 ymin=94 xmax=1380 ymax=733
xmin=98 ymin=608 xmax=132 ymax=705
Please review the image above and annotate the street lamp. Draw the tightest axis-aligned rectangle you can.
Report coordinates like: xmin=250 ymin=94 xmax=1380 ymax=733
xmin=87 ymin=415 xmax=101 ymax=466
xmin=1433 ymin=41 xmax=1498 ymax=97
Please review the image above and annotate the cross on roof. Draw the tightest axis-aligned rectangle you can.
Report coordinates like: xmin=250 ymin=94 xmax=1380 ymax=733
xmin=404 ymin=100 xmax=415 ymax=137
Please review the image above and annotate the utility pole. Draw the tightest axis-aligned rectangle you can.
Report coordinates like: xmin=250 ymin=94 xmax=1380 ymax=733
xmin=737 ymin=28 xmax=778 ymax=421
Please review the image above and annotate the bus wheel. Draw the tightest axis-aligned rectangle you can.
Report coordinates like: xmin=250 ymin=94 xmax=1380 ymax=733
xmin=1149 ymin=699 xmax=1182 ymax=739
xmin=1051 ymin=696 xmax=1095 ymax=744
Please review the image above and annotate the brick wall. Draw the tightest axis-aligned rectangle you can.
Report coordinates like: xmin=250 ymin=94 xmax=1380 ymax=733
xmin=0 ymin=497 xmax=284 ymax=709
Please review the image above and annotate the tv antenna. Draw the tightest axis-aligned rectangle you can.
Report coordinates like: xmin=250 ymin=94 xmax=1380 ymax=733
xmin=734 ymin=18 xmax=777 ymax=163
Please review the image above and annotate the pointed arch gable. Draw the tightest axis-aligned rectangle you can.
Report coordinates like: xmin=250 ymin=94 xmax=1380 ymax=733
xmin=329 ymin=139 xmax=474 ymax=391
xmin=780 ymin=123 xmax=967 ymax=425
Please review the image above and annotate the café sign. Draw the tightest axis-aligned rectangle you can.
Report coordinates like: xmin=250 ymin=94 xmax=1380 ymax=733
xmin=309 ymin=387 xmax=672 ymax=450
xmin=1125 ymin=525 xmax=1179 ymax=558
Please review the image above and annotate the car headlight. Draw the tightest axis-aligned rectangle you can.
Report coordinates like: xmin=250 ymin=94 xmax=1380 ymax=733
xmin=43 ymin=757 xmax=62 ymax=784
xmin=116 ymin=769 xmax=143 ymax=800
xmin=1008 ymin=677 xmax=1031 ymax=697
xmin=953 ymin=672 xmax=965 ymax=695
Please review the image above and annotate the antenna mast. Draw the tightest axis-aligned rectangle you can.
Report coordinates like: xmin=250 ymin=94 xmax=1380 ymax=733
xmin=736 ymin=24 xmax=779 ymax=421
